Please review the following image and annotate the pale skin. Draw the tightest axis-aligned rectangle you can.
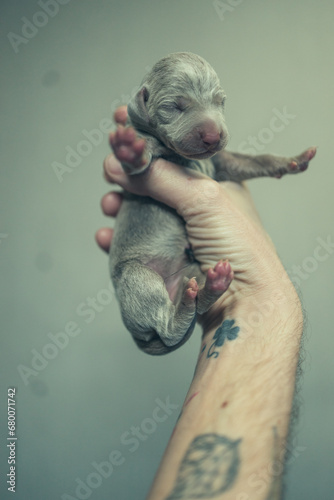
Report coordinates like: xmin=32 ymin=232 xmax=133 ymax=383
xmin=96 ymin=106 xmax=303 ymax=500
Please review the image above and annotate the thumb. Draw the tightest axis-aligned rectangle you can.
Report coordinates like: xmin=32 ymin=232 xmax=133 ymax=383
xmin=103 ymin=154 xmax=222 ymax=219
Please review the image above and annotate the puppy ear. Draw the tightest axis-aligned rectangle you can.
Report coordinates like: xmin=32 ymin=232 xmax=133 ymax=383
xmin=128 ymin=86 xmax=150 ymax=129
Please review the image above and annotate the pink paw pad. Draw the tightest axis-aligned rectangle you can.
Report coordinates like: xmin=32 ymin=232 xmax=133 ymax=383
xmin=206 ymin=260 xmax=234 ymax=293
xmin=186 ymin=278 xmax=199 ymax=300
xmin=109 ymin=126 xmax=147 ymax=168
xmin=290 ymin=146 xmax=317 ymax=173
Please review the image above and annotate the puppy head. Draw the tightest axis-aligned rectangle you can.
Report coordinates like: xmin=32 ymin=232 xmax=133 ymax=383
xmin=128 ymin=52 xmax=229 ymax=159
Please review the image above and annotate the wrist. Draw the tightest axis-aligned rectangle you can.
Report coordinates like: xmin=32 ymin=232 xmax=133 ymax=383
xmin=200 ymin=265 xmax=303 ymax=344
xmin=196 ymin=275 xmax=303 ymax=388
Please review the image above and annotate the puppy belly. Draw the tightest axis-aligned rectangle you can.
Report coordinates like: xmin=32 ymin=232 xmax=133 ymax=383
xmin=145 ymin=257 xmax=189 ymax=302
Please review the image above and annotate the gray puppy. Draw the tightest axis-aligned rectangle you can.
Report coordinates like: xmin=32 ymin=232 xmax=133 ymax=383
xmin=109 ymin=52 xmax=316 ymax=355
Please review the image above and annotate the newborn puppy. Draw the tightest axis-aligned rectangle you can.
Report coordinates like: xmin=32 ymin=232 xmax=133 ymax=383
xmin=109 ymin=52 xmax=316 ymax=355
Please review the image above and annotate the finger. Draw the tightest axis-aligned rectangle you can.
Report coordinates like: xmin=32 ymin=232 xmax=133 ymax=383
xmin=103 ymin=154 xmax=124 ymax=183
xmin=101 ymin=191 xmax=123 ymax=217
xmin=95 ymin=228 xmax=113 ymax=253
xmin=113 ymin=106 xmax=128 ymax=125
xmin=103 ymin=153 xmax=265 ymax=234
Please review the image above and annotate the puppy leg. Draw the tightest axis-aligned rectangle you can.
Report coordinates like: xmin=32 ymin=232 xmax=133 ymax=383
xmin=196 ymin=260 xmax=234 ymax=315
xmin=114 ymin=262 xmax=200 ymax=353
xmin=109 ymin=125 xmax=167 ymax=175
xmin=109 ymin=125 xmax=151 ymax=174
xmin=213 ymin=147 xmax=317 ymax=183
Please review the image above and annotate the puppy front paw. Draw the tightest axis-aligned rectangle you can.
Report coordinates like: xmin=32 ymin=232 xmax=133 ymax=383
xmin=289 ymin=146 xmax=317 ymax=173
xmin=109 ymin=125 xmax=151 ymax=174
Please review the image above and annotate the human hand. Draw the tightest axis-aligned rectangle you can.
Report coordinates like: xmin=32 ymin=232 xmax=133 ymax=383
xmin=96 ymin=106 xmax=300 ymax=332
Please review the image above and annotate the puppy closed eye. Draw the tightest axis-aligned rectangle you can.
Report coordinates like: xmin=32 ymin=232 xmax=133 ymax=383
xmin=157 ymin=103 xmax=184 ymax=123
xmin=160 ymin=102 xmax=184 ymax=113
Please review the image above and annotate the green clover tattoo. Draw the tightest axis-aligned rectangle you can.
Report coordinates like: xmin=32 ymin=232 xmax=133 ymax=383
xmin=206 ymin=319 xmax=240 ymax=358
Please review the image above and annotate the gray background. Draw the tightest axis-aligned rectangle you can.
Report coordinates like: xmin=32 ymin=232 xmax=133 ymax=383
xmin=0 ymin=0 xmax=333 ymax=499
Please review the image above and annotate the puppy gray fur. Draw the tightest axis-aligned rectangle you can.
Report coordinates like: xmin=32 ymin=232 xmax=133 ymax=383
xmin=109 ymin=52 xmax=316 ymax=355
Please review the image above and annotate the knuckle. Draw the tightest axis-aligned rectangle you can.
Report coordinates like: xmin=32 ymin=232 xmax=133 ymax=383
xmin=196 ymin=178 xmax=221 ymax=204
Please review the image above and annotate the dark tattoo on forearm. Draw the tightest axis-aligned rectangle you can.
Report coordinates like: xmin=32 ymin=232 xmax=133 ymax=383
xmin=165 ymin=433 xmax=242 ymax=499
xmin=201 ymin=319 xmax=240 ymax=358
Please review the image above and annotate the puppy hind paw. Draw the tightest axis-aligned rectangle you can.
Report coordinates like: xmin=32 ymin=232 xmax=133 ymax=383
xmin=195 ymin=260 xmax=233 ymax=315
xmin=182 ymin=278 xmax=199 ymax=306
xmin=206 ymin=260 xmax=234 ymax=294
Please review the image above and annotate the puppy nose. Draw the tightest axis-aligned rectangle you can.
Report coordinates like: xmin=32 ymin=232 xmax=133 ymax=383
xmin=200 ymin=128 xmax=222 ymax=150
xmin=201 ymin=132 xmax=221 ymax=145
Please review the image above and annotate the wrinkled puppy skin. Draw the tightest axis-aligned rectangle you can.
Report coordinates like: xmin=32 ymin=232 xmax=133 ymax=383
xmin=109 ymin=52 xmax=316 ymax=355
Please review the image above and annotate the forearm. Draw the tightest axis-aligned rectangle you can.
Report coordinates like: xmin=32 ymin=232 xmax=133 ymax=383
xmin=147 ymin=286 xmax=303 ymax=500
